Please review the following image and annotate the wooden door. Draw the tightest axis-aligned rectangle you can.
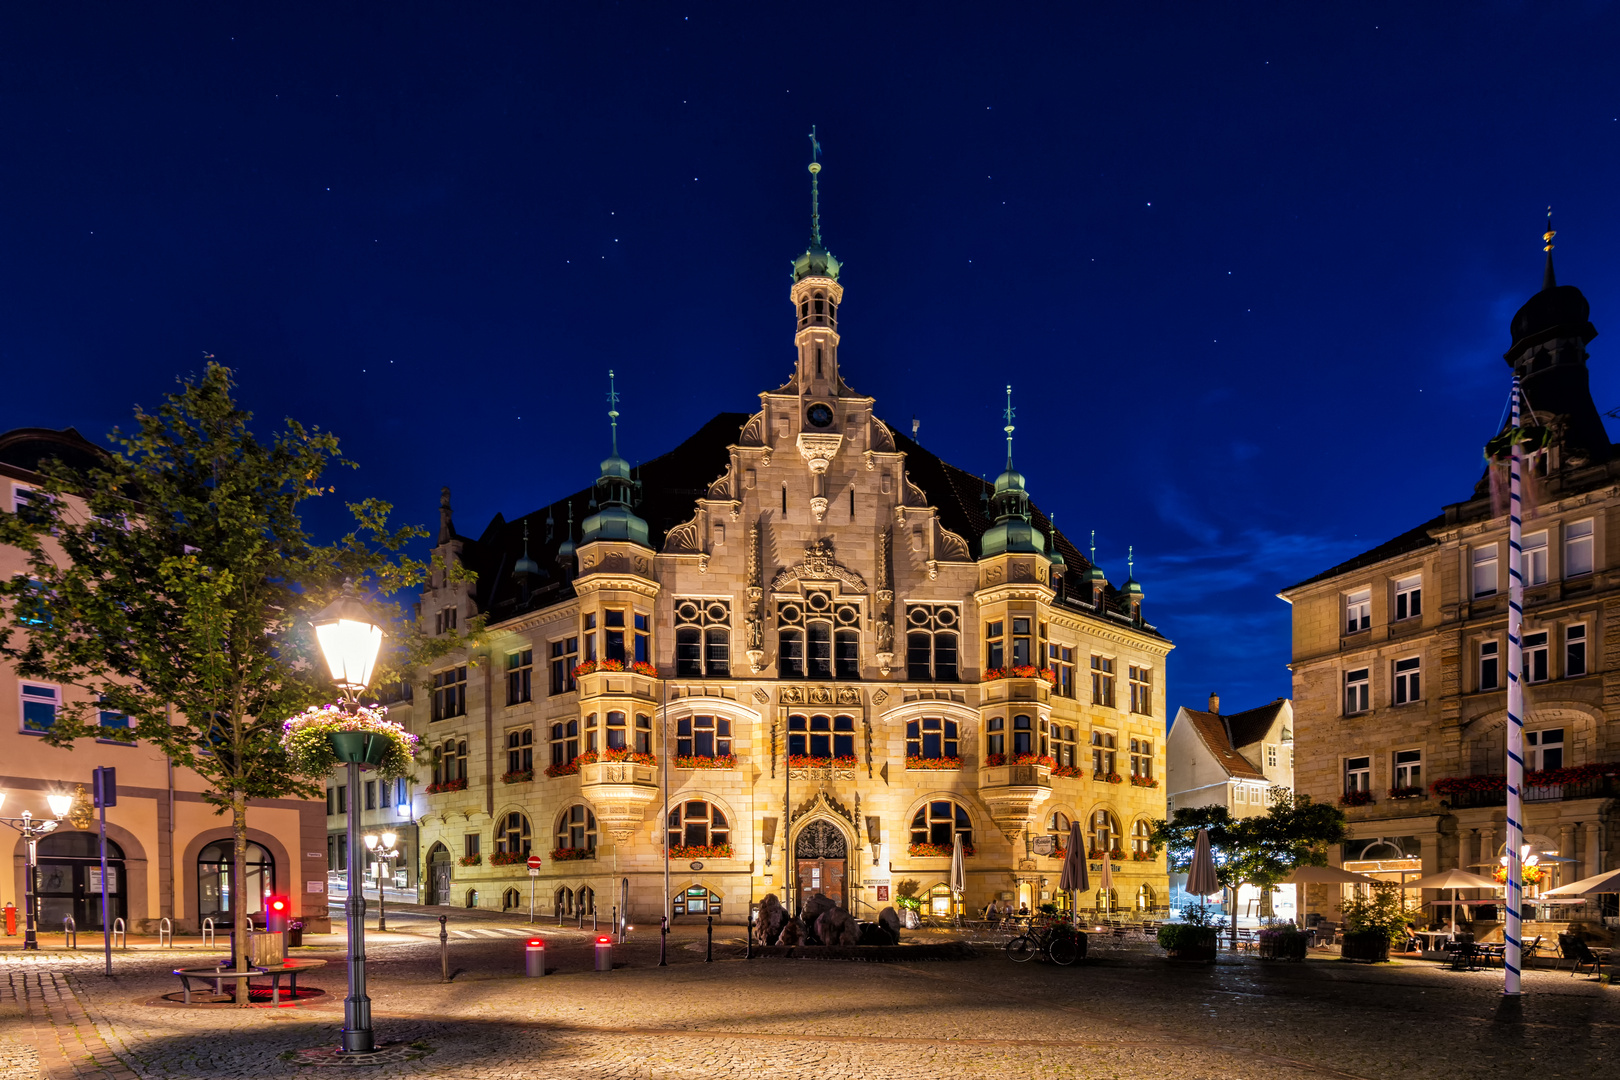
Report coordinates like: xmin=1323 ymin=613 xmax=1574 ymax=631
xmin=794 ymin=820 xmax=848 ymax=913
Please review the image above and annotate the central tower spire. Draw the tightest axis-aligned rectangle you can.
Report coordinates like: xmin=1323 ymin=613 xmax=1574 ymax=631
xmin=788 ymin=128 xmax=846 ymax=403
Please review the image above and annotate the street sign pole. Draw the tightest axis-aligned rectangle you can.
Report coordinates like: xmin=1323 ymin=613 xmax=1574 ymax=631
xmin=527 ymin=855 xmax=542 ymax=924
xmin=93 ymin=767 xmax=116 ymax=977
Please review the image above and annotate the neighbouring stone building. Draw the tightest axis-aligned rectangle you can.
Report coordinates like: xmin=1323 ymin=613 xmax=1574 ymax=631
xmin=1281 ymin=229 xmax=1619 ymax=937
xmin=1 ymin=426 xmax=330 ymax=935
xmin=392 ymin=160 xmax=1173 ymax=923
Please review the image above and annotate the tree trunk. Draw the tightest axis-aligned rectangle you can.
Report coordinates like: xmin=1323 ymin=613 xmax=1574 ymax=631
xmin=1230 ymin=885 xmax=1239 ymax=950
xmin=232 ymin=789 xmax=249 ymax=980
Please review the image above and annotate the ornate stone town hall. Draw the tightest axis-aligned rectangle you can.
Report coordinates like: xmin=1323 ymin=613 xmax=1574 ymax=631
xmin=396 ymin=162 xmax=1172 ymax=922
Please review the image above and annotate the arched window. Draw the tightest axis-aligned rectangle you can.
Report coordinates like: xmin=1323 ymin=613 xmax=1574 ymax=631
xmin=1013 ymin=714 xmax=1033 ymax=755
xmin=906 ymin=717 xmax=958 ymax=761
xmin=834 ymin=628 xmax=858 ymax=678
xmin=1131 ymin=819 xmax=1154 ymax=857
xmin=496 ymin=811 xmax=531 ymax=855
xmin=807 ymin=622 xmax=832 ymax=677
xmin=557 ymin=805 xmax=597 ymax=853
xmin=197 ymin=840 xmax=275 ymax=924
xmin=465 ymin=889 xmax=479 ymax=909
xmin=502 ymin=887 xmax=522 ymax=911
xmin=928 ymin=883 xmax=955 ymax=916
xmin=1048 ymin=812 xmax=1072 ymax=852
xmin=1093 ymin=887 xmax=1119 ymax=911
xmin=37 ymin=833 xmax=126 ymax=930
xmin=677 ymin=714 xmax=732 ymax=761
xmin=789 ymin=714 xmax=855 ymax=759
xmin=606 ymin=710 xmax=626 ymax=750
xmin=1088 ymin=809 xmax=1122 ymax=858
xmin=550 ymin=717 xmax=580 ymax=766
xmin=668 ymin=801 xmax=730 ymax=852
xmin=905 ymin=604 xmax=959 ymax=681
xmin=676 ymin=626 xmax=702 ymax=676
xmin=635 ymin=713 xmax=653 ymax=754
xmin=910 ymin=800 xmax=973 ymax=852
xmin=986 ymin=716 xmax=1005 ymax=757
xmin=1136 ymin=883 xmax=1157 ymax=911
xmin=555 ymin=885 xmax=574 ymax=915
xmin=577 ymin=885 xmax=595 ymax=915
xmin=705 ymin=627 xmax=730 ymax=677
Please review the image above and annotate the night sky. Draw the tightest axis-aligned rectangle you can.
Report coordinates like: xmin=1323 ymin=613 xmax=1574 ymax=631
xmin=5 ymin=4 xmax=1620 ymax=714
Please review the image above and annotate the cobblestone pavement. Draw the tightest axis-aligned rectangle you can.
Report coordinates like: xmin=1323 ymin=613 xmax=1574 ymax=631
xmin=2 ymin=924 xmax=1615 ymax=1079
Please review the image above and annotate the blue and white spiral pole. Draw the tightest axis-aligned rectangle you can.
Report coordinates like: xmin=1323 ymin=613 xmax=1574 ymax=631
xmin=1504 ymin=375 xmax=1525 ymax=997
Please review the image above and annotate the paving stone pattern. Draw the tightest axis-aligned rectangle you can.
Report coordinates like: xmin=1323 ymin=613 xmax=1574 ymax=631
xmin=2 ymin=925 xmax=1615 ymax=1079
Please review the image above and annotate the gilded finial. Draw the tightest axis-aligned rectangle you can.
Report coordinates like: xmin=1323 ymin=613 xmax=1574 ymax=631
xmin=1002 ymin=385 xmax=1016 ymax=468
xmin=1128 ymin=544 xmax=1135 ymax=577
xmin=606 ymin=370 xmax=621 ymax=456
xmin=1542 ymin=207 xmax=1558 ymax=291
xmin=1090 ymin=529 xmax=1096 ymax=562
xmin=1544 ymin=207 xmax=1555 ymax=253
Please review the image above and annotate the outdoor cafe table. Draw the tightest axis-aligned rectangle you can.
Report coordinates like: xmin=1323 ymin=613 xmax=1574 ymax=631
xmin=1413 ymin=930 xmax=1456 ymax=951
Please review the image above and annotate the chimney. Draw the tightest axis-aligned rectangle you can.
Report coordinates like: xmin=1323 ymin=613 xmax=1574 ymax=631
xmin=1208 ymin=692 xmax=1220 ymax=714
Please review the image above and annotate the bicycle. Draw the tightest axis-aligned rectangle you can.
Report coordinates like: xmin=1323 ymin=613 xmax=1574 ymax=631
xmin=1004 ymin=920 xmax=1085 ymax=965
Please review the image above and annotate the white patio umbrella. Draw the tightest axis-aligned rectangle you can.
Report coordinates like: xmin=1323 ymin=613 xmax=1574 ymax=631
xmin=1186 ymin=828 xmax=1220 ymax=921
xmin=1404 ymin=868 xmax=1501 ymax=936
xmin=1058 ymin=822 xmax=1089 ymax=926
xmin=949 ymin=832 xmax=966 ymax=927
xmin=1277 ymin=865 xmax=1380 ymax=885
xmin=1541 ymin=867 xmax=1620 ymax=897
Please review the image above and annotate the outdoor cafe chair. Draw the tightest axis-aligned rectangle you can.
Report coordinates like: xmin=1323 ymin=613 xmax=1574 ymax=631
xmin=1565 ymin=937 xmax=1604 ymax=978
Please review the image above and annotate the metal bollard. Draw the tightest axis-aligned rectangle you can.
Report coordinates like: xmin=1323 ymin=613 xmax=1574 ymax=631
xmin=63 ymin=916 xmax=77 ymax=949
xmin=577 ymin=906 xmax=583 ymax=930
xmin=557 ymin=904 xmax=563 ymax=926
xmin=594 ymin=935 xmax=613 ymax=971
xmin=158 ymin=917 xmax=172 ymax=947
xmin=112 ymin=918 xmax=126 ymax=950
xmin=592 ymin=908 xmax=598 ymax=932
xmin=706 ymin=915 xmax=713 ymax=962
xmin=201 ymin=917 xmax=214 ymax=947
xmin=659 ymin=915 xmax=668 ymax=967
xmin=439 ymin=914 xmax=450 ymax=983
xmin=525 ymin=937 xmax=546 ymax=977
xmin=746 ymin=909 xmax=753 ymax=961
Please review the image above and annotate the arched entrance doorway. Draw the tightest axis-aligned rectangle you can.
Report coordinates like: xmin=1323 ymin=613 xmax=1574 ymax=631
xmin=197 ymin=841 xmax=275 ymax=925
xmin=36 ymin=832 xmax=125 ymax=931
xmin=794 ymin=819 xmax=848 ymax=913
xmin=427 ymin=843 xmax=452 ymax=905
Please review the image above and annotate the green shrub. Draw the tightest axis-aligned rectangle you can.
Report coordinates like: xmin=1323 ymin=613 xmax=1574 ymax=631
xmin=1157 ymin=923 xmax=1219 ymax=951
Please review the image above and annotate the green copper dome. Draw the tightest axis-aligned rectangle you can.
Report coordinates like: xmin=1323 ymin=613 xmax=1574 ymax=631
xmin=791 ymin=157 xmax=841 ymax=282
xmin=579 ymin=371 xmax=650 ymax=548
xmin=980 ymin=386 xmax=1045 ymax=558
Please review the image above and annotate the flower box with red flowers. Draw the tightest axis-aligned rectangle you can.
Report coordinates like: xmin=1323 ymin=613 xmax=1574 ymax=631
xmin=1088 ymin=849 xmax=1125 ymax=860
xmin=426 ymin=777 xmax=468 ymax=795
xmin=982 ymin=665 xmax=1058 ymax=687
xmin=544 ymin=758 xmax=581 ymax=778
xmin=1051 ymin=765 xmax=1085 ymax=778
xmin=789 ymin=754 xmax=857 ymax=769
xmin=1339 ymin=790 xmax=1375 ymax=807
xmin=490 ymin=850 xmax=530 ymax=866
xmin=550 ymin=847 xmax=593 ymax=862
xmin=1093 ymin=772 xmax=1123 ymax=784
xmin=1388 ymin=786 xmax=1424 ymax=800
xmin=596 ymin=748 xmax=657 ymax=765
xmin=908 ymin=841 xmax=975 ymax=858
xmin=676 ymin=754 xmax=736 ymax=770
xmin=1010 ymin=753 xmax=1056 ymax=768
xmin=1129 ymin=775 xmax=1159 ymax=788
xmin=571 ymin=658 xmax=623 ymax=677
xmin=906 ymin=756 xmax=963 ymax=771
xmin=458 ymin=854 xmax=481 ymax=867
xmin=1431 ymin=761 xmax=1620 ymax=796
xmin=1047 ymin=845 xmax=1068 ymax=857
xmin=501 ymin=767 xmax=534 ymax=785
xmin=668 ymin=843 xmax=732 ymax=860
xmin=1131 ymin=850 xmax=1158 ymax=861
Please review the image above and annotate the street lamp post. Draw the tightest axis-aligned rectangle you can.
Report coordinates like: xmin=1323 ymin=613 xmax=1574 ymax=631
xmin=312 ymin=580 xmax=386 ymax=1055
xmin=363 ymin=832 xmax=398 ymax=933
xmin=0 ymin=793 xmax=74 ymax=950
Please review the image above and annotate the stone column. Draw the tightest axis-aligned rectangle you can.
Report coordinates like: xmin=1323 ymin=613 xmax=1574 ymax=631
xmin=1586 ymin=820 xmax=1604 ymax=877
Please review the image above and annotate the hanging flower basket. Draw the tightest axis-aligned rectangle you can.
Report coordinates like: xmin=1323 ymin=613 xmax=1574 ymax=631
xmin=1492 ymin=863 xmax=1544 ymax=885
xmin=281 ymin=704 xmax=418 ymax=781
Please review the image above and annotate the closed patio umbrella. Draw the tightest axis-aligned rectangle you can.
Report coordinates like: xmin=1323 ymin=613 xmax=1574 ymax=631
xmin=1405 ymin=868 xmax=1501 ymax=936
xmin=1541 ymin=867 xmax=1620 ymax=897
xmin=1100 ymin=848 xmax=1115 ymax=917
xmin=1058 ymin=822 xmax=1089 ymax=926
xmin=949 ymin=833 xmax=966 ymax=927
xmin=1186 ymin=828 xmax=1219 ymax=921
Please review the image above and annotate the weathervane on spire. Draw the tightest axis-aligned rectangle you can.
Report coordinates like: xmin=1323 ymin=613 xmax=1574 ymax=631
xmin=1002 ymin=385 xmax=1016 ymax=467
xmin=1090 ymin=529 xmax=1097 ymax=563
xmin=1128 ymin=544 xmax=1135 ymax=577
xmin=606 ymin=369 xmax=621 ymax=456
xmin=808 ymin=124 xmax=822 ymax=164
xmin=807 ymin=125 xmax=824 ymax=247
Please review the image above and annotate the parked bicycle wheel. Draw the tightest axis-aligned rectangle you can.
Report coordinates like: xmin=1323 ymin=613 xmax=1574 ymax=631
xmin=1047 ymin=935 xmax=1079 ymax=966
xmin=1005 ymin=935 xmax=1037 ymax=962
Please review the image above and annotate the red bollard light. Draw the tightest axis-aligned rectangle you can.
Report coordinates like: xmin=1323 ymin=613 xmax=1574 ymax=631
xmin=525 ymin=938 xmax=546 ymax=977
xmin=594 ymin=936 xmax=614 ymax=971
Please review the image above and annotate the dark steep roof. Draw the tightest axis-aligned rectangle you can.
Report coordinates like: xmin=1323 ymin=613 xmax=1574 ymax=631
xmin=1176 ymin=699 xmax=1288 ymax=781
xmin=1282 ymin=518 xmax=1441 ymax=592
xmin=0 ymin=427 xmax=109 ymax=478
xmin=460 ymin=412 xmax=1164 ymax=639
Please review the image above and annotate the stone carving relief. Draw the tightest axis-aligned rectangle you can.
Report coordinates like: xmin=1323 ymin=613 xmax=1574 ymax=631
xmin=875 ymin=526 xmax=895 ymax=674
xmin=869 ymin=417 xmax=896 ymax=453
xmin=746 ymin=522 xmax=765 ymax=671
xmin=770 ymin=538 xmax=868 ymax=592
xmin=791 ymin=789 xmax=856 ymax=825
xmin=707 ymin=472 xmax=733 ymax=500
xmin=936 ymin=526 xmax=971 ymax=562
xmin=664 ymin=515 xmax=702 ymax=554
xmin=739 ymin=411 xmax=765 ymax=446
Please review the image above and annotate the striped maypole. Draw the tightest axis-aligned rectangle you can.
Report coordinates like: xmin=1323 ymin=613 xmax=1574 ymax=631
xmin=1504 ymin=375 xmax=1525 ymax=996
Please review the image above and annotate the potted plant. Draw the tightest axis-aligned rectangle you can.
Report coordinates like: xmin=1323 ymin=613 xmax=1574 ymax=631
xmin=287 ymin=919 xmax=305 ymax=948
xmin=1256 ymin=923 xmax=1308 ymax=961
xmin=1338 ymin=883 xmax=1413 ymax=963
xmin=1157 ymin=920 xmax=1219 ymax=964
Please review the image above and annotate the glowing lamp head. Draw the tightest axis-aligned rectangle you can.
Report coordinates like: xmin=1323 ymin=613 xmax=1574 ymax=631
xmin=380 ymin=831 xmax=397 ymax=850
xmin=46 ymin=793 xmax=73 ymax=819
xmin=364 ymin=834 xmax=379 ymax=851
xmin=312 ymin=580 xmax=384 ymax=695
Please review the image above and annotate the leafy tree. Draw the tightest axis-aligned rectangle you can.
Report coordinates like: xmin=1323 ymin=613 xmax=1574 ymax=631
xmin=1152 ymin=789 xmax=1345 ymax=945
xmin=0 ymin=363 xmax=477 ymax=973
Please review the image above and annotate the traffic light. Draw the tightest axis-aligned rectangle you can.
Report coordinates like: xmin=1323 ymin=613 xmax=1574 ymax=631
xmin=266 ymin=895 xmax=291 ymax=933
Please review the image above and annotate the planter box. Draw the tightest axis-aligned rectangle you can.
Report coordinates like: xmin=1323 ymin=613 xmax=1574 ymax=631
xmin=1257 ymin=934 xmax=1308 ymax=961
xmin=1166 ymin=944 xmax=1217 ymax=964
xmin=1339 ymin=931 xmax=1391 ymax=963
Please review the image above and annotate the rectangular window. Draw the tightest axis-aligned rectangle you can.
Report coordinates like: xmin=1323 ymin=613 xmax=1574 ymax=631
xmin=1344 ymin=668 xmax=1369 ymax=715
xmin=1051 ymin=645 xmax=1075 ymax=697
xmin=677 ymin=715 xmax=732 ymax=760
xmin=834 ymin=629 xmax=859 ymax=679
xmin=506 ymin=648 xmax=533 ymax=705
xmin=1091 ymin=730 xmax=1117 ymax=777
xmin=1527 ymin=728 xmax=1564 ymax=771
xmin=1479 ymin=640 xmax=1500 ymax=691
xmin=431 ymin=666 xmax=467 ymax=721
xmin=19 ymin=682 xmax=60 ymax=734
xmin=1393 ymin=574 xmax=1422 ymax=621
xmin=1053 ymin=725 xmax=1078 ymax=768
xmin=1090 ymin=655 xmax=1115 ymax=708
xmin=806 ymin=623 xmax=832 ymax=678
xmin=1472 ymin=544 xmax=1499 ymax=598
xmin=1564 ymin=519 xmax=1594 ymax=578
xmin=1266 ymin=744 xmax=1277 ymax=769
xmin=1235 ymin=785 xmax=1247 ymax=804
xmin=986 ymin=716 xmax=1004 ymax=757
xmin=1394 ymin=748 xmax=1422 ymax=790
xmin=550 ymin=717 xmax=580 ymax=766
xmin=778 ymin=630 xmax=804 ymax=677
xmin=464 ymin=834 xmax=480 ymax=859
xmin=604 ymin=609 xmax=626 ymax=662
xmin=336 ymin=785 xmax=347 ymax=815
xmin=326 ymin=787 xmax=334 ymax=815
xmin=985 ymin=621 xmax=1004 ymax=670
xmin=1344 ymin=755 xmax=1371 ymax=794
xmin=1129 ymin=737 xmax=1152 ymax=779
xmin=1523 ymin=531 xmax=1549 ymax=585
xmin=1128 ymin=665 xmax=1153 ymax=714
xmin=506 ymin=727 xmax=533 ymax=773
xmin=905 ymin=717 xmax=959 ymax=761
xmin=1566 ymin=623 xmax=1587 ymax=678
xmin=396 ymin=777 xmax=408 ymax=807
xmin=634 ymin=613 xmax=650 ymax=664
xmin=1010 ymin=617 xmax=1032 ymax=667
xmin=97 ymin=710 xmax=134 ymax=744
xmin=435 ymin=606 xmax=458 ymax=635
xmin=1345 ymin=588 xmax=1371 ymax=633
xmin=1392 ymin=657 xmax=1421 ymax=705
xmin=606 ymin=710 xmax=627 ymax=750
xmin=706 ymin=628 xmax=732 ymax=677
xmin=583 ymin=612 xmax=598 ymax=661
xmin=365 ymin=780 xmax=377 ymax=810
xmin=1523 ymin=630 xmax=1549 ymax=683
xmin=549 ymin=637 xmax=579 ymax=695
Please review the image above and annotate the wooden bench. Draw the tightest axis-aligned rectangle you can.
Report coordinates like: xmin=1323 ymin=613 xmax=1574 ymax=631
xmin=174 ymin=958 xmax=327 ymax=1005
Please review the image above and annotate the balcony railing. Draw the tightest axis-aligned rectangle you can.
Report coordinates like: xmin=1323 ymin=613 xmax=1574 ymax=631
xmin=1435 ymin=773 xmax=1620 ymax=810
